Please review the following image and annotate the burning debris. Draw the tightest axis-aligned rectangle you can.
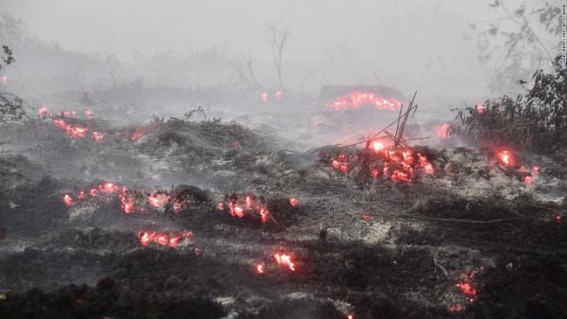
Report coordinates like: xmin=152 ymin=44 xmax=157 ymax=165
xmin=63 ymin=182 xmax=197 ymax=215
xmin=273 ymin=253 xmax=296 ymax=271
xmin=216 ymin=193 xmax=272 ymax=223
xmin=137 ymin=230 xmax=193 ymax=249
xmin=327 ymin=91 xmax=402 ymax=111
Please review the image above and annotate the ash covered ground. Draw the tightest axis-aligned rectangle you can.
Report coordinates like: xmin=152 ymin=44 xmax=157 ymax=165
xmin=0 ymin=96 xmax=566 ymax=319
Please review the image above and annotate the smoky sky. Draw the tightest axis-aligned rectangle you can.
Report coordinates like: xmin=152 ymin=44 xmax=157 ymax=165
xmin=4 ymin=0 xmax=501 ymax=99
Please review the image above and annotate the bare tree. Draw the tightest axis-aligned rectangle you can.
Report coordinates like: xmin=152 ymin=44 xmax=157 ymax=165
xmin=265 ymin=24 xmax=289 ymax=92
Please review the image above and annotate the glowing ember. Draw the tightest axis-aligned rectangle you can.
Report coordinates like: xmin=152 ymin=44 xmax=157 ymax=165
xmin=147 ymin=192 xmax=170 ymax=208
xmin=435 ymin=123 xmax=451 ymax=138
xmin=91 ymin=131 xmax=104 ymax=142
xmin=260 ymin=92 xmax=269 ymax=102
xmin=274 ymin=90 xmax=283 ymax=100
xmin=52 ymin=118 xmax=89 ymax=139
xmin=63 ymin=194 xmax=74 ymax=206
xmin=557 ymin=214 xmax=562 ymax=224
xmin=119 ymin=192 xmax=135 ymax=214
xmin=255 ymin=263 xmax=265 ymax=274
xmin=289 ymin=197 xmax=299 ymax=207
xmin=274 ymin=253 xmax=296 ymax=271
xmin=331 ymin=154 xmax=349 ymax=174
xmin=216 ymin=202 xmax=225 ymax=211
xmin=448 ymin=304 xmax=465 ymax=313
xmin=130 ymin=129 xmax=144 ymax=141
xmin=370 ymin=140 xmax=385 ymax=152
xmin=532 ymin=165 xmax=541 ymax=175
xmin=194 ymin=248 xmax=201 ymax=255
xmin=38 ymin=105 xmax=49 ymax=118
xmin=259 ymin=208 xmax=270 ymax=223
xmin=85 ymin=110 xmax=92 ymax=119
xmin=456 ymin=281 xmax=477 ymax=298
xmin=496 ymin=150 xmax=514 ymax=167
xmin=233 ymin=206 xmax=245 ymax=218
xmin=523 ymin=175 xmax=533 ymax=185
xmin=347 ymin=315 xmax=354 ymax=319
xmin=137 ymin=230 xmax=192 ymax=249
xmin=2 ymin=76 xmax=7 ymax=85
xmin=327 ymin=91 xmax=401 ymax=111
xmin=475 ymin=104 xmax=485 ymax=114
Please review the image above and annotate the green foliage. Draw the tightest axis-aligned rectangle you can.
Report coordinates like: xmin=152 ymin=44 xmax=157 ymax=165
xmin=0 ymin=93 xmax=28 ymax=123
xmin=455 ymin=56 xmax=567 ymax=155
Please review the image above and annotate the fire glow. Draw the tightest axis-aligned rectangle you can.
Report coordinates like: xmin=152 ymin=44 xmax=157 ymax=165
xmin=435 ymin=123 xmax=451 ymax=139
xmin=217 ymin=194 xmax=271 ymax=223
xmin=52 ymin=118 xmax=89 ymax=139
xmin=137 ymin=230 xmax=193 ymax=249
xmin=327 ymin=91 xmax=402 ymax=111
xmin=333 ymin=146 xmax=435 ymax=183
xmin=62 ymin=182 xmax=190 ymax=215
xmin=274 ymin=253 xmax=296 ymax=271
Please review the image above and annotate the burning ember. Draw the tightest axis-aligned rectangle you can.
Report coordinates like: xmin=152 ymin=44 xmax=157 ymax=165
xmin=91 ymin=131 xmax=104 ymax=142
xmin=435 ymin=123 xmax=451 ymax=139
xmin=63 ymin=194 xmax=74 ymax=206
xmin=369 ymin=140 xmax=385 ymax=153
xmin=137 ymin=230 xmax=193 ymax=249
xmin=62 ymin=182 xmax=190 ymax=215
xmin=147 ymin=192 xmax=170 ymax=208
xmin=289 ymin=197 xmax=299 ymax=207
xmin=475 ymin=103 xmax=485 ymax=114
xmin=448 ymin=304 xmax=465 ymax=313
xmin=331 ymin=154 xmax=349 ymax=174
xmin=274 ymin=90 xmax=283 ymax=100
xmin=38 ymin=105 xmax=49 ymax=118
xmin=496 ymin=150 xmax=514 ymax=167
xmin=273 ymin=253 xmax=296 ymax=271
xmin=260 ymin=92 xmax=269 ymax=103
xmin=1 ymin=75 xmax=7 ymax=85
xmin=327 ymin=91 xmax=401 ymax=111
xmin=130 ymin=129 xmax=144 ymax=141
xmin=331 ymin=146 xmax=435 ymax=184
xmin=52 ymin=118 xmax=89 ymax=139
xmin=255 ymin=263 xmax=265 ymax=274
xmin=217 ymin=194 xmax=272 ymax=223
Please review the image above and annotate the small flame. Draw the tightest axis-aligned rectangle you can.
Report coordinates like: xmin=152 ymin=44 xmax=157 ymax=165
xmin=496 ymin=150 xmax=514 ymax=167
xmin=274 ymin=253 xmax=296 ymax=271
xmin=370 ymin=140 xmax=385 ymax=152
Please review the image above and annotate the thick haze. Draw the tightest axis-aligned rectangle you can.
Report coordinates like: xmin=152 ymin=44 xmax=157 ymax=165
xmin=4 ymin=0 xmax=498 ymax=102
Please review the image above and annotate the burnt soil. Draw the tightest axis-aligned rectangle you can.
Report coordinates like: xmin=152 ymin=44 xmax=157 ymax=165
xmin=0 ymin=119 xmax=566 ymax=319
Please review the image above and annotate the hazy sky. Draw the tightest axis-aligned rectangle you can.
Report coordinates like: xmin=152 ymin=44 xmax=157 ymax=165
xmin=4 ymin=0 xmax=500 ymax=98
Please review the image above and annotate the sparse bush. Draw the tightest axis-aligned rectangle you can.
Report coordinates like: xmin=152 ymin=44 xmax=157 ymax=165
xmin=454 ymin=55 xmax=567 ymax=155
